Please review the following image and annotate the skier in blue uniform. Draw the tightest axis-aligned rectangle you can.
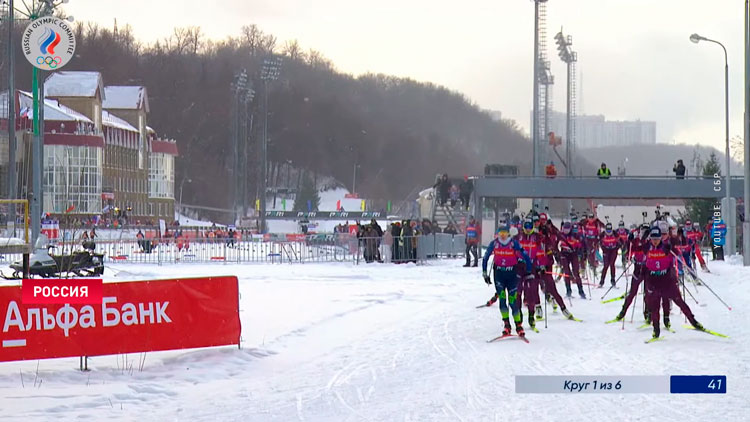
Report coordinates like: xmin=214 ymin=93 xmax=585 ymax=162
xmin=482 ymin=225 xmax=534 ymax=337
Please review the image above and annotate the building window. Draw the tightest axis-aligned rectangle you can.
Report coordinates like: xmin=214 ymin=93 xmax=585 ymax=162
xmin=149 ymin=153 xmax=174 ymax=199
xmin=43 ymin=145 xmax=103 ymax=215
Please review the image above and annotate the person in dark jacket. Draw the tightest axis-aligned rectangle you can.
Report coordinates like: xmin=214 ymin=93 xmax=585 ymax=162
xmin=391 ymin=222 xmax=402 ymax=262
xmin=673 ymin=159 xmax=686 ymax=179
xmin=434 ymin=174 xmax=451 ymax=206
xmin=459 ymin=176 xmax=473 ymax=210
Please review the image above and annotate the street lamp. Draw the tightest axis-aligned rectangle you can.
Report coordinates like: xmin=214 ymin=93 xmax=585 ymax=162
xmin=178 ymin=178 xmax=192 ymax=211
xmin=690 ymin=33 xmax=733 ymax=256
xmin=352 ymin=163 xmax=360 ymax=195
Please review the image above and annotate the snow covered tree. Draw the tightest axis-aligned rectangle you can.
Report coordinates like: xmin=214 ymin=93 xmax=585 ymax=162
xmin=293 ymin=174 xmax=320 ymax=212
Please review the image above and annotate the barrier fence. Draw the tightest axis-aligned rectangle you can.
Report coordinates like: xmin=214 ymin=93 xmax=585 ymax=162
xmin=0 ymin=233 xmax=467 ymax=267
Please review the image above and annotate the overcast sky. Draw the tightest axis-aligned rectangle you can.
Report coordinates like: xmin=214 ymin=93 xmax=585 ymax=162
xmin=63 ymin=0 xmax=747 ymax=151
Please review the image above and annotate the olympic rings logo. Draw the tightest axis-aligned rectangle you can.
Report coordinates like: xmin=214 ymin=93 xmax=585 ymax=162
xmin=36 ymin=56 xmax=62 ymax=68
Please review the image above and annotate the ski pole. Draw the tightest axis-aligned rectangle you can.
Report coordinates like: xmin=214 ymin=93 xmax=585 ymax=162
xmin=680 ymin=279 xmax=699 ymax=305
xmin=601 ymin=259 xmax=633 ymax=300
xmin=544 ymin=276 xmax=548 ymax=329
xmin=622 ymin=276 xmax=629 ymax=331
xmin=671 ymin=251 xmax=732 ymax=310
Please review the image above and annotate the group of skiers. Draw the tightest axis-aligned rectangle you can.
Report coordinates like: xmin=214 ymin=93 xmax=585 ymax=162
xmin=477 ymin=210 xmax=710 ymax=341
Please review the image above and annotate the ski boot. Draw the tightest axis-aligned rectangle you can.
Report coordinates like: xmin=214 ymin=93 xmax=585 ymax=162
xmin=502 ymin=319 xmax=512 ymax=336
xmin=692 ymin=320 xmax=704 ymax=331
xmin=562 ymin=308 xmax=576 ymax=320
xmin=463 ymin=263 xmax=471 ymax=268
xmin=472 ymin=262 xmax=478 ymax=268
xmin=516 ymin=322 xmax=526 ymax=338
xmin=664 ymin=316 xmax=671 ymax=331
xmin=651 ymin=325 xmax=660 ymax=340
xmin=528 ymin=314 xmax=536 ymax=331
xmin=535 ymin=304 xmax=544 ymax=321
xmin=611 ymin=313 xmax=624 ymax=323
xmin=565 ymin=285 xmax=573 ymax=298
xmin=578 ymin=287 xmax=586 ymax=300
xmin=611 ymin=278 xmax=616 ymax=287
xmin=486 ymin=295 xmax=498 ymax=307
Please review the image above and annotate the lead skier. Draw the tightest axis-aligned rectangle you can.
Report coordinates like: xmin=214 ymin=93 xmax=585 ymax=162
xmin=482 ymin=225 xmax=534 ymax=337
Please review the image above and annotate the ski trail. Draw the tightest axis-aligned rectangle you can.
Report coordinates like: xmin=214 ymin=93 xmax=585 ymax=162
xmin=295 ymin=394 xmax=304 ymax=421
xmin=427 ymin=325 xmax=455 ymax=364
xmin=444 ymin=317 xmax=458 ymax=353
xmin=444 ymin=401 xmax=466 ymax=422
xmin=326 ymin=360 xmax=357 ymax=392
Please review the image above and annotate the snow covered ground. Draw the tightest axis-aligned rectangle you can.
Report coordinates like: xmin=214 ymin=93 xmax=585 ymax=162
xmin=1 ymin=259 xmax=748 ymax=421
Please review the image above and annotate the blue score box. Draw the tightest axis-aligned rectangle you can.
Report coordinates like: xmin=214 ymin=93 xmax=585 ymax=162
xmin=670 ymin=376 xmax=726 ymax=394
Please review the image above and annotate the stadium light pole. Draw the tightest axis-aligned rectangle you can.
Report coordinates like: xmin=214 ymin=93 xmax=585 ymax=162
xmin=744 ymin=0 xmax=750 ymax=265
xmin=690 ymin=33 xmax=734 ymax=256
xmin=259 ymin=56 xmax=282 ymax=233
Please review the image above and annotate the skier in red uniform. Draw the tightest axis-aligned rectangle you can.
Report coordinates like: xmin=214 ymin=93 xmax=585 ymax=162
xmin=599 ymin=222 xmax=622 ymax=287
xmin=643 ymin=227 xmax=703 ymax=339
xmin=582 ymin=212 xmax=604 ymax=278
xmin=616 ymin=221 xmax=631 ymax=268
xmin=517 ymin=218 xmax=542 ymax=331
xmin=609 ymin=223 xmax=650 ymax=323
xmin=685 ymin=220 xmax=708 ymax=271
xmin=536 ymin=217 xmax=576 ymax=320
xmin=558 ymin=222 xmax=586 ymax=299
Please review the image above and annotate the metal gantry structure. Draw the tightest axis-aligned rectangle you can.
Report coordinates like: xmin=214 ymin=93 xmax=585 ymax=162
xmin=259 ymin=56 xmax=282 ymax=233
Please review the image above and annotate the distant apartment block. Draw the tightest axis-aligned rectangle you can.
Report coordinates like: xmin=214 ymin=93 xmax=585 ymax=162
xmin=535 ymin=111 xmax=656 ymax=149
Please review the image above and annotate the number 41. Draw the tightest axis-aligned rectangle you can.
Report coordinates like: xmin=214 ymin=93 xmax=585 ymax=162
xmin=708 ymin=379 xmax=722 ymax=390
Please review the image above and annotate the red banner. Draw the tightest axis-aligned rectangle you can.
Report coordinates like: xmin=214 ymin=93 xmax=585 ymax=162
xmin=0 ymin=276 xmax=241 ymax=362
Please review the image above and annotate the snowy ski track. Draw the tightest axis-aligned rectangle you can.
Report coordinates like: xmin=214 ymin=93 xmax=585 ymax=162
xmin=0 ymin=259 xmax=748 ymax=421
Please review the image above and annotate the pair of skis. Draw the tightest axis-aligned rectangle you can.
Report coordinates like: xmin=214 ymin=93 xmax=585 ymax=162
xmin=643 ymin=324 xmax=728 ymax=343
xmin=487 ymin=333 xmax=529 ymax=343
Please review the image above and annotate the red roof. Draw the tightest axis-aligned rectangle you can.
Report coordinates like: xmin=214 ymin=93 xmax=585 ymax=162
xmin=44 ymin=133 xmax=105 ymax=148
xmin=151 ymin=140 xmax=178 ymax=155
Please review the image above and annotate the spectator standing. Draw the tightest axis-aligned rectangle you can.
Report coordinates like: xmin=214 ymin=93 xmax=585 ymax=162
xmin=545 ymin=161 xmax=557 ymax=178
xmin=673 ymin=159 xmax=686 ymax=179
xmin=449 ymin=184 xmax=459 ymax=208
xmin=459 ymin=176 xmax=473 ymax=211
xmin=444 ymin=223 xmax=458 ymax=235
xmin=432 ymin=220 xmax=442 ymax=233
xmin=597 ymin=163 xmax=612 ymax=179
xmin=392 ymin=222 xmax=402 ymax=262
xmin=464 ymin=216 xmax=480 ymax=267
xmin=434 ymin=174 xmax=451 ymax=206
xmin=382 ymin=227 xmax=393 ymax=263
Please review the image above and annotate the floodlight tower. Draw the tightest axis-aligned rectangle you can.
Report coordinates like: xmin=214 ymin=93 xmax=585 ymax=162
xmin=554 ymin=29 xmax=577 ymax=179
xmin=532 ymin=0 xmax=551 ymax=211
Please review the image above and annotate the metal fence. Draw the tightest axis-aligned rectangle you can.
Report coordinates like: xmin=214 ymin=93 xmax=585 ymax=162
xmin=0 ymin=233 xmax=467 ymax=267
